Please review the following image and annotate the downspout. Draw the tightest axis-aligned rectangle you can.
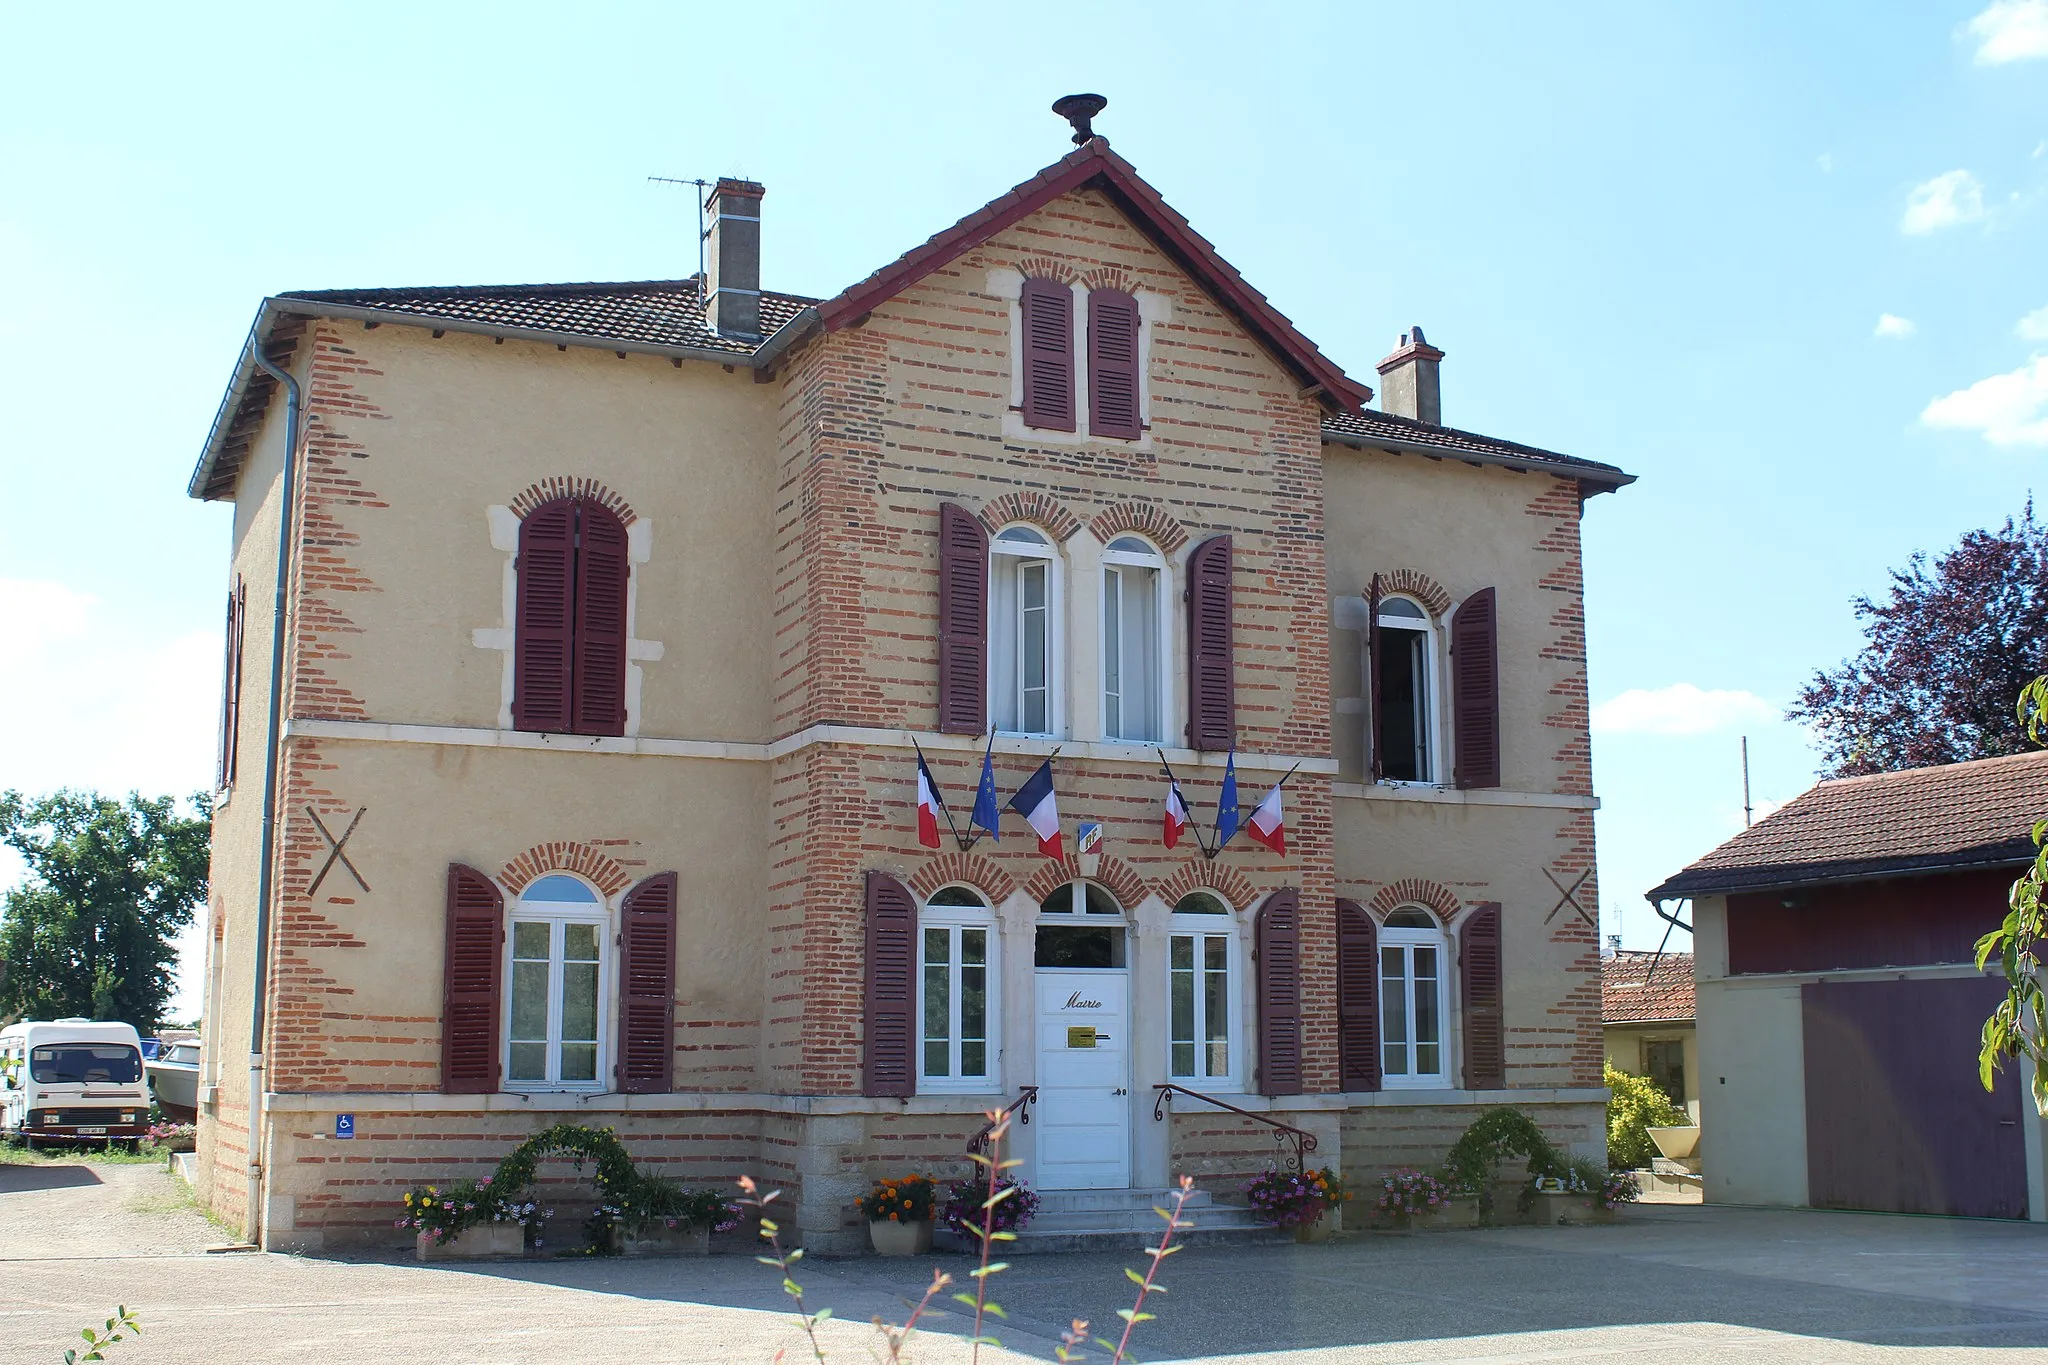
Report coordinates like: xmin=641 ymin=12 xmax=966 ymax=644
xmin=244 ymin=325 xmax=304 ymax=1245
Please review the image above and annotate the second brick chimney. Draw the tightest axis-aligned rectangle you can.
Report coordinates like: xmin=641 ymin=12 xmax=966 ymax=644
xmin=1375 ymin=326 xmax=1445 ymax=425
xmin=704 ymin=178 xmax=764 ymax=339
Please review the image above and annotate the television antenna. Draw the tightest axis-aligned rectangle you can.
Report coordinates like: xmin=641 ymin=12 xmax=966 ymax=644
xmin=648 ymin=176 xmax=715 ymax=281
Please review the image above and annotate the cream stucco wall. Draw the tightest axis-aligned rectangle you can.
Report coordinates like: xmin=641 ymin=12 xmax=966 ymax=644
xmin=1603 ymin=1022 xmax=1699 ymax=1117
xmin=1693 ymin=895 xmax=1809 ymax=1206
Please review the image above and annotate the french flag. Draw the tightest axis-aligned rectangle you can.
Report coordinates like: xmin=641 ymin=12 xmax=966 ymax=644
xmin=914 ymin=751 xmax=944 ymax=850
xmin=1007 ymin=759 xmax=1063 ymax=858
xmin=1163 ymin=780 xmax=1192 ymax=850
xmin=1245 ymin=780 xmax=1286 ymax=856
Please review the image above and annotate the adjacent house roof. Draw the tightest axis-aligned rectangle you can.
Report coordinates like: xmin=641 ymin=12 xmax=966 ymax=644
xmin=1602 ymin=950 xmax=1695 ymax=1025
xmin=1647 ymin=749 xmax=2048 ymax=901
xmin=188 ymin=139 xmax=1635 ymax=501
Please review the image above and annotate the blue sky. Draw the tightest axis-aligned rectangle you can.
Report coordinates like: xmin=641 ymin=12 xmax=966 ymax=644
xmin=3 ymin=2 xmax=2045 ymax=1014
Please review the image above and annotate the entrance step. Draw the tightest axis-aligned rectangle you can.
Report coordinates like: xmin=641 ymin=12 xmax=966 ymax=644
xmin=1003 ymin=1188 xmax=1289 ymax=1254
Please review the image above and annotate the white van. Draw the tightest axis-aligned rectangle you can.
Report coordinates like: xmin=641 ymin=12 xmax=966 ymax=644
xmin=0 ymin=1019 xmax=152 ymax=1145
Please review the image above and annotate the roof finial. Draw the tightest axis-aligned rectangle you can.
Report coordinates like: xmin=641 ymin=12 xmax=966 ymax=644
xmin=1052 ymin=93 xmax=1108 ymax=147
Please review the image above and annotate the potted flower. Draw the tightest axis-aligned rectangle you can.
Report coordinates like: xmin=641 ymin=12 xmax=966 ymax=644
xmin=1525 ymin=1159 xmax=1631 ymax=1226
xmin=1434 ymin=1175 xmax=1482 ymax=1229
xmin=1373 ymin=1169 xmax=1448 ymax=1232
xmin=858 ymin=1174 xmax=939 ymax=1256
xmin=599 ymin=1176 xmax=743 ymax=1256
xmin=940 ymin=1173 xmax=1039 ymax=1246
xmin=398 ymin=1177 xmax=528 ymax=1260
xmin=1244 ymin=1166 xmax=1347 ymax=1242
xmin=145 ymin=1120 xmax=197 ymax=1154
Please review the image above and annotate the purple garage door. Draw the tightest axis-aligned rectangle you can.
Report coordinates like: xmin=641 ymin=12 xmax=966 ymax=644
xmin=1802 ymin=976 xmax=2027 ymax=1220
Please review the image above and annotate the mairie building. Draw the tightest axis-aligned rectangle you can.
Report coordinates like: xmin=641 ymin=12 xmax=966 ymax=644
xmin=188 ymin=107 xmax=1634 ymax=1251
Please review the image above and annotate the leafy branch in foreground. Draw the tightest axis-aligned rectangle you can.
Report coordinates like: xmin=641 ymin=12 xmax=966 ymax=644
xmin=1062 ymin=1174 xmax=1196 ymax=1364
xmin=1978 ymin=675 xmax=2048 ymax=1117
xmin=64 ymin=1306 xmax=141 ymax=1364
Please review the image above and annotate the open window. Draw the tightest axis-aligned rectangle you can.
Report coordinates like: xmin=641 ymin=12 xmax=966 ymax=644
xmin=1379 ymin=906 xmax=1450 ymax=1088
xmin=1168 ymin=892 xmax=1238 ymax=1088
xmin=1372 ymin=595 xmax=1439 ymax=784
xmin=991 ymin=525 xmax=1061 ymax=736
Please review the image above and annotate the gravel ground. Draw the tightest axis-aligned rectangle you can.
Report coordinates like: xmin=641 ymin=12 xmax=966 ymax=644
xmin=6 ymin=1166 xmax=2048 ymax=1364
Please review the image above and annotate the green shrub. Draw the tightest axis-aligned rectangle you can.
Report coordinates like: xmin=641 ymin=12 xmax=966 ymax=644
xmin=1605 ymin=1062 xmax=1685 ymax=1169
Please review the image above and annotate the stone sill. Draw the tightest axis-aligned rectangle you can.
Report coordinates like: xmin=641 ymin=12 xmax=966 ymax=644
xmin=1329 ymin=782 xmax=1598 ymax=811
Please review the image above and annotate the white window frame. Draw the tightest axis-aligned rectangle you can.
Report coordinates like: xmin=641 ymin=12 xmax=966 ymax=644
xmin=1167 ymin=894 xmax=1241 ymax=1090
xmin=1379 ymin=907 xmax=1452 ymax=1089
xmin=502 ymin=873 xmax=613 ymax=1093
xmin=1373 ymin=595 xmax=1443 ymax=787
xmin=1100 ymin=535 xmax=1172 ymax=744
xmin=918 ymin=890 xmax=1001 ymax=1093
xmin=990 ymin=525 xmax=1064 ymax=738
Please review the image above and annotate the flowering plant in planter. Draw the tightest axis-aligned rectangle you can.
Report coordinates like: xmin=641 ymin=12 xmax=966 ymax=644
xmin=594 ymin=1174 xmax=744 ymax=1238
xmin=396 ymin=1176 xmax=553 ymax=1246
xmin=939 ymin=1174 xmax=1039 ymax=1237
xmin=145 ymin=1121 xmax=196 ymax=1152
xmin=1597 ymin=1169 xmax=1641 ymax=1209
xmin=1374 ymin=1169 xmax=1449 ymax=1219
xmin=1244 ymin=1166 xmax=1347 ymax=1228
xmin=858 ymin=1174 xmax=939 ymax=1224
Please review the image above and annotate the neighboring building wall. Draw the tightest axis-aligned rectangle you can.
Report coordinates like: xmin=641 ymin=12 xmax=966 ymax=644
xmin=1602 ymin=1022 xmax=1699 ymax=1119
xmin=1693 ymin=895 xmax=1808 ymax=1206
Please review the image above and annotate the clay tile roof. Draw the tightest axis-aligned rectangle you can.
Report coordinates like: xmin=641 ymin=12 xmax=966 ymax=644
xmin=1319 ymin=407 xmax=1634 ymax=489
xmin=1648 ymin=749 xmax=2048 ymax=901
xmin=278 ymin=278 xmax=818 ymax=356
xmin=1602 ymin=951 xmax=1696 ymax=1025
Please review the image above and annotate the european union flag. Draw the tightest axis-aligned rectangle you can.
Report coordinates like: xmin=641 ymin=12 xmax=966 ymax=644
xmin=1213 ymin=750 xmax=1241 ymax=849
xmin=971 ymin=741 xmax=1001 ymax=841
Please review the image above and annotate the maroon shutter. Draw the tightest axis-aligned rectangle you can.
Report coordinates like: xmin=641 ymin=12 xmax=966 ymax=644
xmin=1255 ymin=887 xmax=1304 ymax=1097
xmin=937 ymin=503 xmax=990 ymax=735
xmin=1020 ymin=277 xmax=1075 ymax=432
xmin=228 ymin=580 xmax=245 ymax=785
xmin=1365 ymin=575 xmax=1383 ymax=783
xmin=1088 ymin=288 xmax=1142 ymax=440
xmin=1451 ymin=587 xmax=1500 ymax=789
xmin=442 ymin=864 xmax=505 ymax=1094
xmin=217 ymin=582 xmax=245 ymax=789
xmin=1461 ymin=902 xmax=1505 ymax=1090
xmin=863 ymin=871 xmax=917 ymax=1097
xmin=513 ymin=500 xmax=576 ymax=732
xmin=1336 ymin=898 xmax=1381 ymax=1092
xmin=616 ymin=872 xmax=677 ymax=1094
xmin=1186 ymin=535 xmax=1236 ymax=751
xmin=571 ymin=501 xmax=630 ymax=737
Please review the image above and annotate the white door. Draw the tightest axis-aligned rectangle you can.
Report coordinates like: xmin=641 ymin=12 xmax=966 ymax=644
xmin=1034 ymin=969 xmax=1131 ymax=1189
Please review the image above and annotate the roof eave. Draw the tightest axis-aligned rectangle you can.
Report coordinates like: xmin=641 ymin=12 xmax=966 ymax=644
xmin=1318 ymin=423 xmax=1637 ymax=491
xmin=1646 ymin=848 xmax=2035 ymax=903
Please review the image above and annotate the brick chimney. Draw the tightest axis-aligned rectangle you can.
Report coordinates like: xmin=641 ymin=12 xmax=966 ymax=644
xmin=1375 ymin=326 xmax=1445 ymax=425
xmin=704 ymin=178 xmax=764 ymax=339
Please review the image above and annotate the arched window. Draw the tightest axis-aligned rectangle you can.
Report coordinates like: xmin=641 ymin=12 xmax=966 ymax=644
xmin=1035 ymin=880 xmax=1124 ymax=967
xmin=919 ymin=886 xmax=999 ymax=1091
xmin=1168 ymin=892 xmax=1238 ymax=1087
xmin=1102 ymin=535 xmax=1168 ymax=743
xmin=1373 ymin=594 xmax=1439 ymax=784
xmin=1380 ymin=905 xmax=1450 ymax=1087
xmin=991 ymin=525 xmax=1061 ymax=736
xmin=505 ymin=874 xmax=608 ymax=1089
xmin=513 ymin=496 xmax=629 ymax=737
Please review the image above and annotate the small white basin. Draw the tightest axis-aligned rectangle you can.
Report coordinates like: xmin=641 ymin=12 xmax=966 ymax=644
xmin=1647 ymin=1125 xmax=1700 ymax=1160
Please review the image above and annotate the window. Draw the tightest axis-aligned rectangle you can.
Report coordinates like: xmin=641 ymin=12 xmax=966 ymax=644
xmin=505 ymin=874 xmax=608 ymax=1089
xmin=1374 ymin=595 xmax=1438 ymax=783
xmin=1168 ymin=892 xmax=1237 ymax=1086
xmin=216 ymin=578 xmax=246 ymax=790
xmin=30 ymin=1044 xmax=143 ymax=1085
xmin=513 ymin=496 xmax=630 ymax=737
xmin=919 ymin=887 xmax=998 ymax=1090
xmin=1379 ymin=907 xmax=1450 ymax=1087
xmin=1035 ymin=880 xmax=1126 ymax=967
xmin=1646 ymin=1039 xmax=1686 ymax=1106
xmin=991 ymin=525 xmax=1061 ymax=735
xmin=1102 ymin=536 xmax=1166 ymax=742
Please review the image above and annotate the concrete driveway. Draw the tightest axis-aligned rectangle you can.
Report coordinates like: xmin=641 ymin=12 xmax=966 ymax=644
xmin=6 ymin=1159 xmax=2048 ymax=1363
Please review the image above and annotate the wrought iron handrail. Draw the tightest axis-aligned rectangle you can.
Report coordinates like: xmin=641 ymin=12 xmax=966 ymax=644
xmin=967 ymin=1085 xmax=1039 ymax=1154
xmin=1152 ymin=1083 xmax=1319 ymax=1172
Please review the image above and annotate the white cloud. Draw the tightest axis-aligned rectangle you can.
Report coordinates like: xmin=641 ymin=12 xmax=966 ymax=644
xmin=1874 ymin=313 xmax=1917 ymax=339
xmin=1922 ymin=357 xmax=2048 ymax=447
xmin=1968 ymin=0 xmax=2048 ymax=63
xmin=2019 ymin=304 xmax=2048 ymax=340
xmin=1592 ymin=684 xmax=1776 ymax=737
xmin=1903 ymin=170 xmax=1987 ymax=234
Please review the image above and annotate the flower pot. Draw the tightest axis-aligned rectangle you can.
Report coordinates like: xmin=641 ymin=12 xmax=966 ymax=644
xmin=609 ymin=1221 xmax=711 ymax=1256
xmin=1434 ymin=1196 xmax=1480 ymax=1229
xmin=1293 ymin=1211 xmax=1337 ymax=1243
xmin=1527 ymin=1192 xmax=1608 ymax=1226
xmin=416 ymin=1224 xmax=524 ymax=1261
xmin=869 ymin=1219 xmax=932 ymax=1256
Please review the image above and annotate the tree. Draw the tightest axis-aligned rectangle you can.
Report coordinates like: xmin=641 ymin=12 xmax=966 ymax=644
xmin=1980 ymin=676 xmax=2048 ymax=1117
xmin=0 ymin=790 xmax=211 ymax=1034
xmin=1790 ymin=503 xmax=2048 ymax=777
